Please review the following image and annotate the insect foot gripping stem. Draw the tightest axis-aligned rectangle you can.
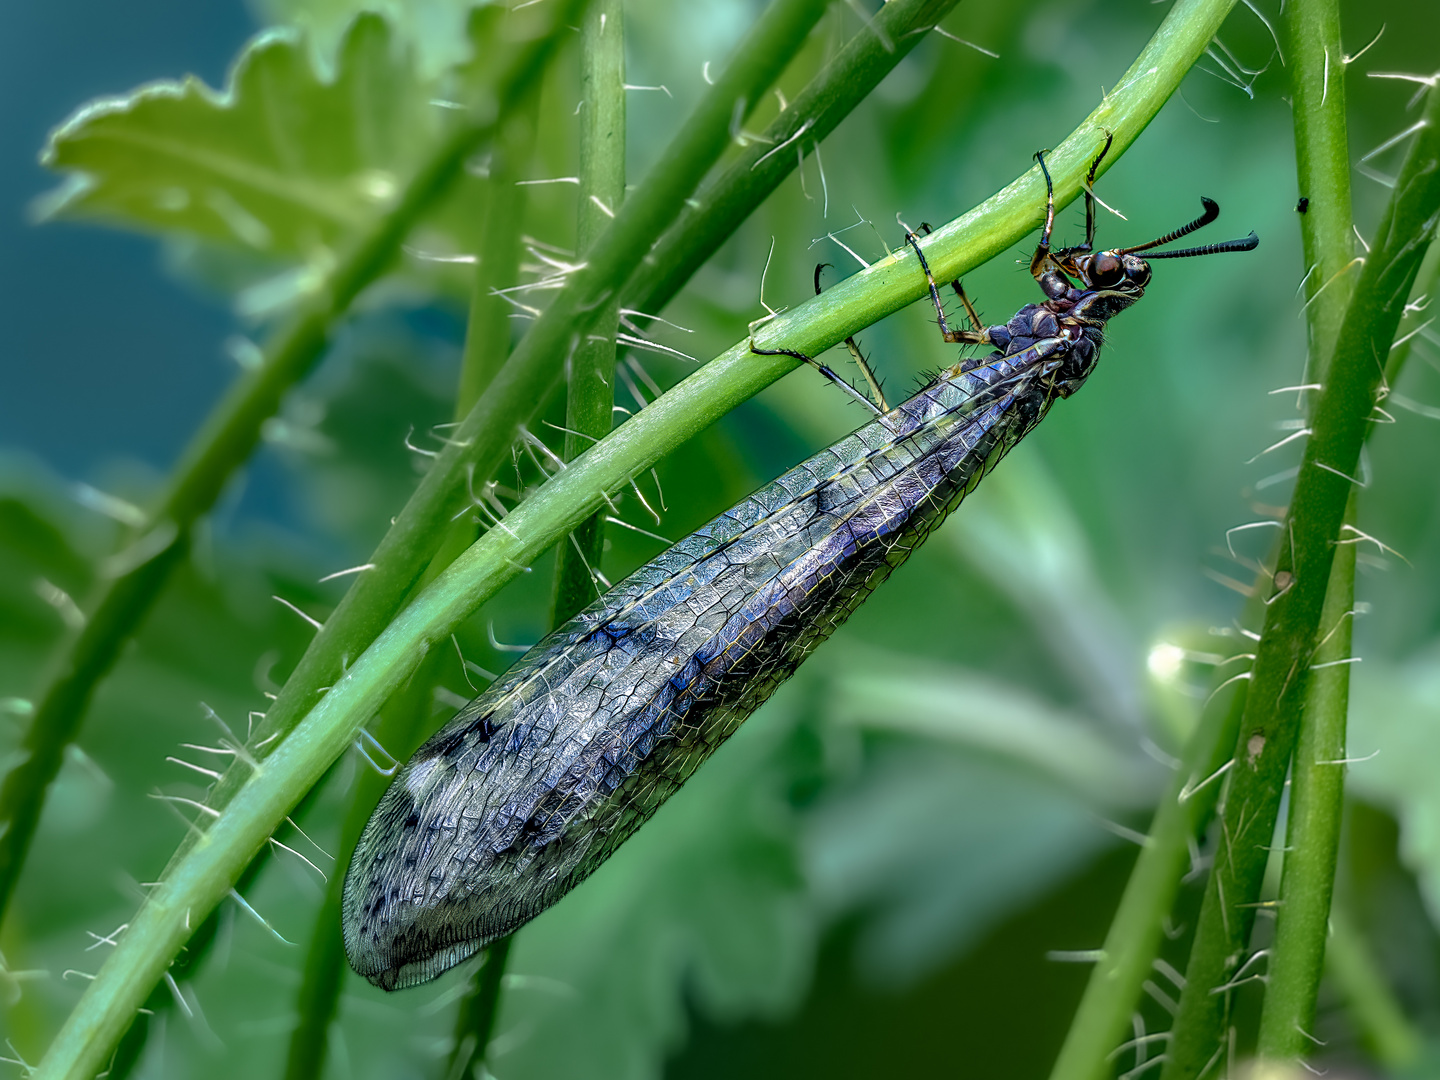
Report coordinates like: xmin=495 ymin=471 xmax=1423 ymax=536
xmin=343 ymin=150 xmax=1257 ymax=990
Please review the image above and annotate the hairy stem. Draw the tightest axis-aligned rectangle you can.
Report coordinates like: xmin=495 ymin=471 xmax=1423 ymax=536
xmin=1253 ymin=0 xmax=1356 ymax=1064
xmin=1161 ymin=82 xmax=1440 ymax=1080
xmin=552 ymin=0 xmax=628 ymax=632
xmin=458 ymin=91 xmax=542 ymax=417
xmin=1286 ymin=0 xmax=1357 ymax=381
xmin=282 ymin=75 xmax=547 ymax=1080
xmin=624 ymin=0 xmax=963 ymax=316
xmin=451 ymin=2 xmax=631 ymax=1070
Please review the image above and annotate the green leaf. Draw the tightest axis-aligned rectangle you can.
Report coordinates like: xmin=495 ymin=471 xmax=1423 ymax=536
xmin=253 ymin=0 xmax=481 ymax=81
xmin=37 ymin=14 xmax=438 ymax=259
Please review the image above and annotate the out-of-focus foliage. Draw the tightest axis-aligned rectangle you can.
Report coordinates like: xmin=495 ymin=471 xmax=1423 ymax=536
xmin=5 ymin=0 xmax=1440 ymax=1077
xmin=37 ymin=16 xmax=438 ymax=259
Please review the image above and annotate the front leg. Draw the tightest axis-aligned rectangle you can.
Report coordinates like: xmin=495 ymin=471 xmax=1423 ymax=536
xmin=904 ymin=230 xmax=992 ymax=346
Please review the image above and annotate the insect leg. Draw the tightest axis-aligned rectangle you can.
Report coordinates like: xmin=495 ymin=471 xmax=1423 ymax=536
xmin=815 ymin=263 xmax=890 ymax=412
xmin=1081 ymin=131 xmax=1113 ymax=252
xmin=1028 ymin=148 xmax=1060 ymax=280
xmin=903 ymin=229 xmax=992 ymax=346
xmin=750 ymin=339 xmax=885 ymax=417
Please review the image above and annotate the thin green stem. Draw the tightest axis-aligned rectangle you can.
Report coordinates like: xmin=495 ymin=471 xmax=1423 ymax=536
xmin=1254 ymin=0 xmax=1357 ymax=1063
xmin=451 ymin=4 xmax=629 ymax=1068
xmin=1161 ymin=83 xmax=1440 ymax=1080
xmin=458 ymin=92 xmax=542 ymax=417
xmin=624 ymin=0 xmax=962 ymax=317
xmin=0 ymin=1 xmax=577 ymax=932
xmin=283 ymin=69 xmax=546 ymax=1080
xmin=1286 ymin=0 xmax=1356 ymax=382
xmin=31 ymin=6 xmax=1256 ymax=1069
xmin=1256 ymin=492 xmax=1355 ymax=1063
xmin=552 ymin=0 xmax=628 ymax=628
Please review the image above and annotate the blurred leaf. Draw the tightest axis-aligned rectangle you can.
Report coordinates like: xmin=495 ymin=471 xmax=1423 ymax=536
xmin=803 ymin=740 xmax=1119 ymax=988
xmin=1350 ymin=649 xmax=1440 ymax=923
xmin=249 ymin=0 xmax=480 ymax=81
xmin=820 ymin=647 xmax=1161 ymax=810
xmin=36 ymin=14 xmax=438 ymax=261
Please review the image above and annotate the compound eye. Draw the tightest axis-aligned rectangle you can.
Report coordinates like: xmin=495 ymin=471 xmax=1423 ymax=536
xmin=1088 ymin=252 xmax=1124 ymax=288
xmin=1128 ymin=259 xmax=1152 ymax=288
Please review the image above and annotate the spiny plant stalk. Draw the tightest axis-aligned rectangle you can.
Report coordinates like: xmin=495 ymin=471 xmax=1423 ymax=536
xmin=1161 ymin=81 xmax=1440 ymax=1080
xmin=624 ymin=0 xmax=962 ymax=316
xmin=551 ymin=0 xmax=628 ymax=641
xmin=457 ymin=91 xmax=543 ymax=417
xmin=1253 ymin=0 xmax=1358 ymax=1065
xmin=452 ymin=0 xmax=629 ymax=1067
xmin=30 ymin=4 xmax=1255 ymax=1070
xmin=0 ymin=0 xmax=582 ymax=931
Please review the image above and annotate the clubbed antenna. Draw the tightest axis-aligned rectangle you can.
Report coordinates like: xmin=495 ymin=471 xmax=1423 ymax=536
xmin=1118 ymin=197 xmax=1222 ymax=254
xmin=1145 ymin=232 xmax=1260 ymax=259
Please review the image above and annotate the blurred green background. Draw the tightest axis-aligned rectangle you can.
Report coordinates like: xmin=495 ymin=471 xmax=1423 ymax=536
xmin=3 ymin=0 xmax=1440 ymax=1076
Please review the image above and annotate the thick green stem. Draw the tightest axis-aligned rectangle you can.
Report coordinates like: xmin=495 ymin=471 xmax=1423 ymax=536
xmin=0 ymin=2 xmax=577 ymax=933
xmin=1161 ymin=84 xmax=1440 ymax=1080
xmin=1253 ymin=0 xmax=1357 ymax=1064
xmin=30 ymin=6 xmax=1255 ymax=1070
xmin=552 ymin=0 xmax=628 ymax=628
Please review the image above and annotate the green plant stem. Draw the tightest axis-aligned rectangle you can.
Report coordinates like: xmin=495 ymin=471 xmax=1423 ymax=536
xmin=458 ymin=91 xmax=541 ymax=416
xmin=452 ymin=6 xmax=629 ymax=1072
xmin=1161 ymin=83 xmax=1440 ymax=1080
xmin=31 ymin=7 xmax=1255 ymax=1069
xmin=624 ymin=0 xmax=961 ymax=317
xmin=1325 ymin=900 xmax=1423 ymax=1069
xmin=1286 ymin=0 xmax=1357 ymax=381
xmin=0 ymin=0 xmax=578 ymax=933
xmin=1253 ymin=0 xmax=1356 ymax=1063
xmin=1255 ymin=491 xmax=1355 ymax=1064
xmin=283 ymin=88 xmax=546 ymax=1080
xmin=552 ymin=0 xmax=628 ymax=628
